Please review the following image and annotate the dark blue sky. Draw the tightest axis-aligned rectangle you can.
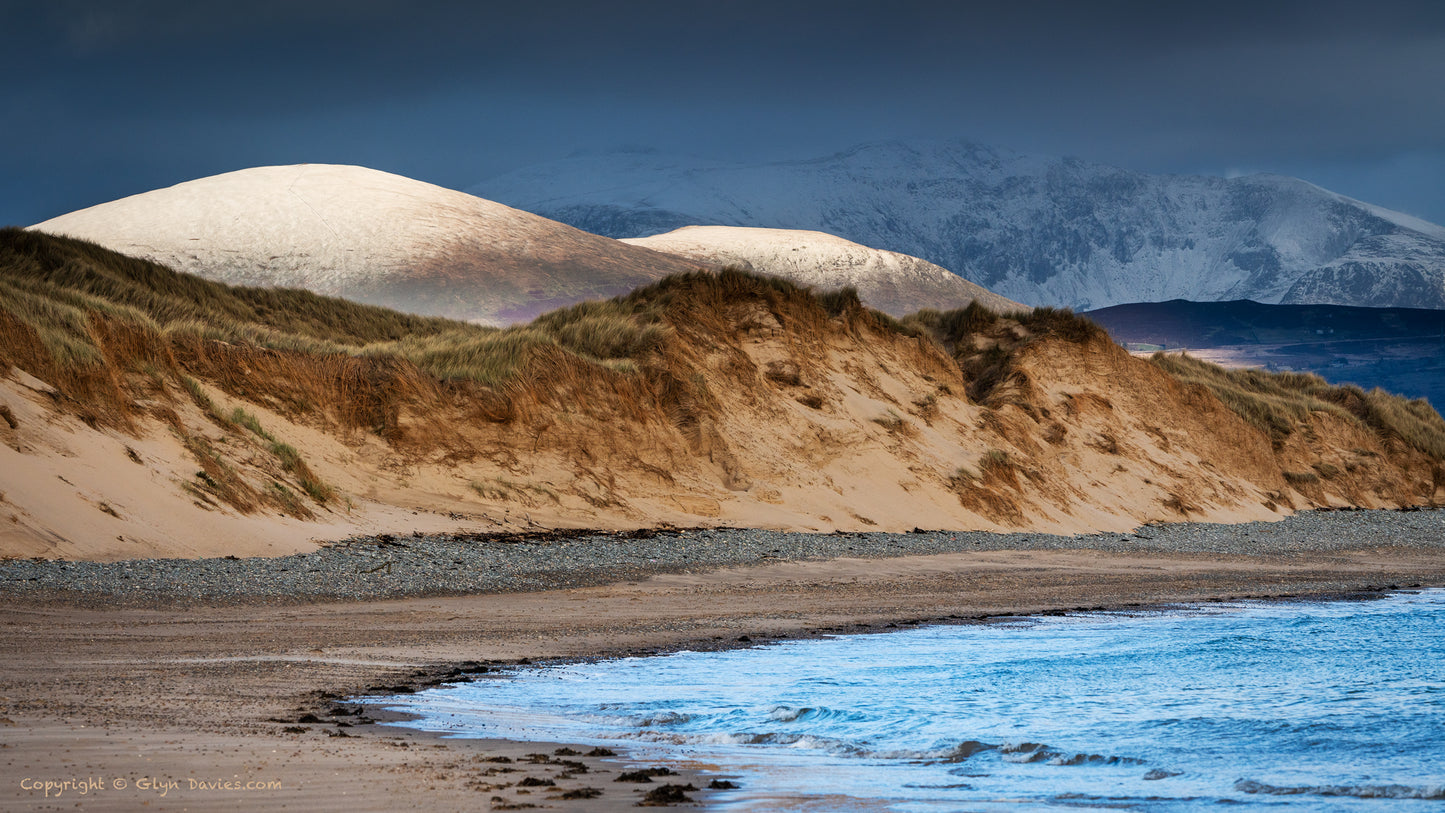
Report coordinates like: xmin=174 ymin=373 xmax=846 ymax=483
xmin=5 ymin=0 xmax=1445 ymax=226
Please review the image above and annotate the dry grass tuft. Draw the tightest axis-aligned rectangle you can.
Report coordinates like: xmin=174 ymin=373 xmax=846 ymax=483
xmin=182 ymin=435 xmax=260 ymax=514
xmin=900 ymin=303 xmax=1099 ymax=409
xmin=1325 ymin=385 xmax=1445 ymax=461
xmin=228 ymin=406 xmax=335 ymax=504
xmin=948 ymin=449 xmax=1025 ymax=525
xmin=871 ymin=409 xmax=910 ymax=434
xmin=1149 ymin=352 xmax=1346 ymax=440
xmin=814 ymin=286 xmax=865 ymax=319
xmin=1016 ymin=306 xmax=1106 ymax=343
xmin=181 ymin=375 xmax=231 ymax=427
xmin=268 ymin=441 xmax=335 ymax=504
xmin=1149 ymin=352 xmax=1445 ymax=459
xmin=902 ymin=301 xmax=1000 ymax=348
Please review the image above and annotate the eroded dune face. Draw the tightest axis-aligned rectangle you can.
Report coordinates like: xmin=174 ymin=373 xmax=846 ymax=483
xmin=2 ymin=250 xmax=1439 ymax=561
xmin=29 ymin=164 xmax=705 ymax=325
xmin=624 ymin=226 xmax=1024 ymax=317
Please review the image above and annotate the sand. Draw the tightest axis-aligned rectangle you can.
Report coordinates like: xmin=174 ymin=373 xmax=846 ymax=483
xmin=3 ymin=543 xmax=1443 ymax=811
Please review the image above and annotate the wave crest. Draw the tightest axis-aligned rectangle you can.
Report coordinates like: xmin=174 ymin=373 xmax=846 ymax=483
xmin=1235 ymin=779 xmax=1445 ymax=800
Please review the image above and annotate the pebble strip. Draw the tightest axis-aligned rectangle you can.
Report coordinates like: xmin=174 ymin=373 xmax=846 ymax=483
xmin=1 ymin=508 xmax=1441 ymax=607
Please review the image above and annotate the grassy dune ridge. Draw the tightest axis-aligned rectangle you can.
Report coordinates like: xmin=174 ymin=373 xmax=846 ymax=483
xmin=3 ymin=227 xmax=1443 ymax=463
xmin=0 ymin=227 xmax=669 ymax=386
xmin=2 ymin=226 xmax=1443 ymax=558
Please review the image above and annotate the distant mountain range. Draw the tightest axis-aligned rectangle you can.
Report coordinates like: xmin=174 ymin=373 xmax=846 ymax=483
xmin=1085 ymin=299 xmax=1445 ymax=409
xmin=30 ymin=164 xmax=1011 ymax=324
xmin=473 ymin=140 xmax=1445 ymax=311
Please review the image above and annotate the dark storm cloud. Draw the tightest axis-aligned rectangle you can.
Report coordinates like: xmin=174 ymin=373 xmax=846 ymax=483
xmin=4 ymin=0 xmax=1445 ymax=225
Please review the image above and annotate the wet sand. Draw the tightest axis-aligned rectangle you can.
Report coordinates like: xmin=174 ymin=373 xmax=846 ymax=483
xmin=3 ymin=544 xmax=1444 ymax=810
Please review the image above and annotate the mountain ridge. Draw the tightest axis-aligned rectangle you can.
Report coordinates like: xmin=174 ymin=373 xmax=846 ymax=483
xmin=29 ymin=163 xmax=707 ymax=325
xmin=30 ymin=163 xmax=1015 ymax=322
xmin=473 ymin=139 xmax=1445 ymax=311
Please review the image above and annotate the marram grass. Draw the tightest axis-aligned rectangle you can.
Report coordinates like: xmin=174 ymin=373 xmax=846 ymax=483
xmin=2 ymin=226 xmax=1442 ymax=461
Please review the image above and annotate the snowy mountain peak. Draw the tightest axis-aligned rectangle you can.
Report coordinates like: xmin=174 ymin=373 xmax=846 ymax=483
xmin=473 ymin=143 xmax=1445 ymax=311
xmin=30 ymin=164 xmax=706 ymax=324
xmin=624 ymin=225 xmax=1023 ymax=316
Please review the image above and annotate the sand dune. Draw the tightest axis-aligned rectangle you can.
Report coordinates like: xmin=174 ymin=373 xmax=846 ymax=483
xmin=2 ymin=232 xmax=1440 ymax=561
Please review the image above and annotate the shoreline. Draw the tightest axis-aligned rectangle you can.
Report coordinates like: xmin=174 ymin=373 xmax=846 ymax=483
xmin=353 ymin=586 xmax=1439 ymax=811
xmin=3 ymin=509 xmax=1444 ymax=810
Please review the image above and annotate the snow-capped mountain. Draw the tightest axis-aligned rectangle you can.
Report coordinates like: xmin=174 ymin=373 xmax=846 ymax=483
xmin=623 ymin=226 xmax=1022 ymax=316
xmin=30 ymin=163 xmax=1021 ymax=325
xmin=473 ymin=141 xmax=1445 ymax=311
xmin=29 ymin=164 xmax=706 ymax=325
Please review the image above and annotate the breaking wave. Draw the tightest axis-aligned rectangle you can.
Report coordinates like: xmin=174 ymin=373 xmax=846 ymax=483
xmin=378 ymin=589 xmax=1445 ymax=811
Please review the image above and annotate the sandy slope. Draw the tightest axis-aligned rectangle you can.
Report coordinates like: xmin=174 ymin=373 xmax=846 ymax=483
xmin=624 ymin=225 xmax=1024 ymax=316
xmin=29 ymin=164 xmax=704 ymax=325
xmin=0 ymin=374 xmax=484 ymax=561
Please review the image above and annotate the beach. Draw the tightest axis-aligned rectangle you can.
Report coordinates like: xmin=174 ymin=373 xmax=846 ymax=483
xmin=3 ymin=508 xmax=1444 ymax=810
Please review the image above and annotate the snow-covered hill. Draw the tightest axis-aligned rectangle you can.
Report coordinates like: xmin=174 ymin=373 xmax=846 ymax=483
xmin=623 ymin=226 xmax=1022 ymax=316
xmin=473 ymin=141 xmax=1445 ymax=311
xmin=29 ymin=164 xmax=705 ymax=325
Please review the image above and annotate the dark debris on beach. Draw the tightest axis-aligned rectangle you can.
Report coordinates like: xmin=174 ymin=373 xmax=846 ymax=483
xmin=0 ymin=508 xmax=1441 ymax=607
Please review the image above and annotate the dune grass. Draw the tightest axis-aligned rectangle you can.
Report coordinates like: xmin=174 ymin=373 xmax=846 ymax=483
xmin=902 ymin=301 xmax=1000 ymax=347
xmin=3 ymin=227 xmax=1442 ymax=463
xmin=1149 ymin=352 xmax=1350 ymax=440
xmin=902 ymin=301 xmax=1088 ymax=407
xmin=0 ymin=227 xmax=677 ymax=389
xmin=901 ymin=295 xmax=1445 ymax=460
xmin=228 ymin=406 xmax=335 ymax=504
xmin=1340 ymin=385 xmax=1445 ymax=460
xmin=0 ymin=228 xmax=948 ymax=392
xmin=1150 ymin=351 xmax=1445 ymax=459
xmin=1 ymin=227 xmax=452 ymax=344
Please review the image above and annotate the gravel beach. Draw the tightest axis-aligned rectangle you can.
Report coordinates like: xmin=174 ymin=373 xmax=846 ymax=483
xmin=4 ymin=507 xmax=1443 ymax=607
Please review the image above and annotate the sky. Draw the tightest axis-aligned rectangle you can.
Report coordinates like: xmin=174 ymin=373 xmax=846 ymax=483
xmin=4 ymin=0 xmax=1445 ymax=227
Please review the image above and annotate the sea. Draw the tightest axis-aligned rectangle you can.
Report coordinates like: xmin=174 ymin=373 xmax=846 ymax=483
xmin=377 ymin=589 xmax=1445 ymax=811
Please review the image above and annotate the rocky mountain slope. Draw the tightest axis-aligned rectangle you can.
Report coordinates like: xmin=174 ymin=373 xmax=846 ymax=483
xmin=623 ymin=226 xmax=1022 ymax=317
xmin=2 ymin=229 xmax=1440 ymax=560
xmin=475 ymin=141 xmax=1445 ymax=311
